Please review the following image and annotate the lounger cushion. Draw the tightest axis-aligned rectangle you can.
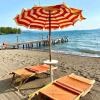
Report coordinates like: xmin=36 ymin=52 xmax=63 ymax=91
xmin=25 ymin=64 xmax=49 ymax=73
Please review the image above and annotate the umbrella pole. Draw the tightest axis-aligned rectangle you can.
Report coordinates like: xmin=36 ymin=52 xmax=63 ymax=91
xmin=49 ymin=10 xmax=53 ymax=82
xmin=48 ymin=11 xmax=51 ymax=61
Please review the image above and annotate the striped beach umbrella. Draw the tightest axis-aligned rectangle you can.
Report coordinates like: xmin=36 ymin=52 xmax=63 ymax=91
xmin=14 ymin=3 xmax=85 ymax=81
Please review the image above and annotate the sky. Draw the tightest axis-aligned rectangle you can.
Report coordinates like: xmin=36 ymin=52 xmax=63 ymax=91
xmin=0 ymin=0 xmax=100 ymax=30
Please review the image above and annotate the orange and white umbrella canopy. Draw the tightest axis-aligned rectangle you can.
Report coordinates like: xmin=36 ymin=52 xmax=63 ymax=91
xmin=14 ymin=3 xmax=85 ymax=30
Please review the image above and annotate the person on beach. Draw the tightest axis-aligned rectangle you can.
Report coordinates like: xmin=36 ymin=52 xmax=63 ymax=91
xmin=2 ymin=42 xmax=8 ymax=49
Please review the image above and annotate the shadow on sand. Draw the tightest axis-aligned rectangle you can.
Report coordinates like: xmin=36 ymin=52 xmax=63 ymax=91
xmin=0 ymin=75 xmax=48 ymax=95
xmin=0 ymin=77 xmax=16 ymax=94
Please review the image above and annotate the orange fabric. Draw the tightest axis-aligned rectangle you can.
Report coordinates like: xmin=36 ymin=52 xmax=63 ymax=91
xmin=54 ymin=81 xmax=81 ymax=95
xmin=14 ymin=68 xmax=33 ymax=76
xmin=14 ymin=64 xmax=49 ymax=76
xmin=69 ymin=73 xmax=94 ymax=85
xmin=14 ymin=3 xmax=85 ymax=30
xmin=39 ymin=74 xmax=94 ymax=100
xmin=55 ymin=76 xmax=91 ymax=92
xmin=40 ymin=84 xmax=79 ymax=100
xmin=26 ymin=64 xmax=49 ymax=73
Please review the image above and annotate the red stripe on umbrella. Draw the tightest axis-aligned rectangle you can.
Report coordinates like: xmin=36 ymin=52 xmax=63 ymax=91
xmin=15 ymin=15 xmax=30 ymax=28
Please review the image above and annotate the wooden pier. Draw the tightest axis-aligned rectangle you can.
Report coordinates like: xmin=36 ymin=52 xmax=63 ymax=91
xmin=0 ymin=37 xmax=68 ymax=49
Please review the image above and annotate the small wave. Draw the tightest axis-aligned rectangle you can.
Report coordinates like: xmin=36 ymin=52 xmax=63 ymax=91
xmin=77 ymin=48 xmax=100 ymax=55
xmin=52 ymin=49 xmax=100 ymax=57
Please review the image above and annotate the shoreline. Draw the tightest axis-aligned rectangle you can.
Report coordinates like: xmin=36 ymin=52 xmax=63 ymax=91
xmin=1 ymin=46 xmax=100 ymax=58
xmin=32 ymin=48 xmax=100 ymax=58
xmin=52 ymin=50 xmax=100 ymax=58
xmin=0 ymin=49 xmax=100 ymax=100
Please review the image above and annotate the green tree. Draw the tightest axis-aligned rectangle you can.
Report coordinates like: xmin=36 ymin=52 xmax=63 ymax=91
xmin=0 ymin=27 xmax=21 ymax=34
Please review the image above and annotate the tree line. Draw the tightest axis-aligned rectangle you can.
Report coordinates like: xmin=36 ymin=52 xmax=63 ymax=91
xmin=0 ymin=27 xmax=21 ymax=34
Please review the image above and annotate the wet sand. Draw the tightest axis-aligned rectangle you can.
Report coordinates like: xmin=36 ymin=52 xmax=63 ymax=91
xmin=0 ymin=49 xmax=100 ymax=100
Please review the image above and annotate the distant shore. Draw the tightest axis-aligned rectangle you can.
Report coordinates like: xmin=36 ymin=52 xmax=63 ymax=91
xmin=0 ymin=49 xmax=100 ymax=100
xmin=0 ymin=27 xmax=21 ymax=35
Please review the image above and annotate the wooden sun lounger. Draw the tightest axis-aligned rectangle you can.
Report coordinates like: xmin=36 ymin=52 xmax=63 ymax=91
xmin=10 ymin=64 xmax=57 ymax=91
xmin=28 ymin=73 xmax=95 ymax=100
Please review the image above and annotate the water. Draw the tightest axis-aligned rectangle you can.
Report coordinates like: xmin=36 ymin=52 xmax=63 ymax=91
xmin=0 ymin=29 xmax=100 ymax=57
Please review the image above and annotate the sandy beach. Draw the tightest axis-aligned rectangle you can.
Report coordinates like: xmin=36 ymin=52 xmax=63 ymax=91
xmin=0 ymin=49 xmax=100 ymax=100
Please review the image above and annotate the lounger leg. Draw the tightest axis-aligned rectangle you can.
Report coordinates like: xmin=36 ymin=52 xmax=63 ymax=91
xmin=18 ymin=77 xmax=29 ymax=92
xmin=18 ymin=79 xmax=23 ymax=92
xmin=11 ymin=73 xmax=15 ymax=85
xmin=50 ymin=65 xmax=53 ymax=82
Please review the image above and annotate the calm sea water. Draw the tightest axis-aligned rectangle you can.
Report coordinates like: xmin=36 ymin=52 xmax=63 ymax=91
xmin=0 ymin=29 xmax=100 ymax=57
